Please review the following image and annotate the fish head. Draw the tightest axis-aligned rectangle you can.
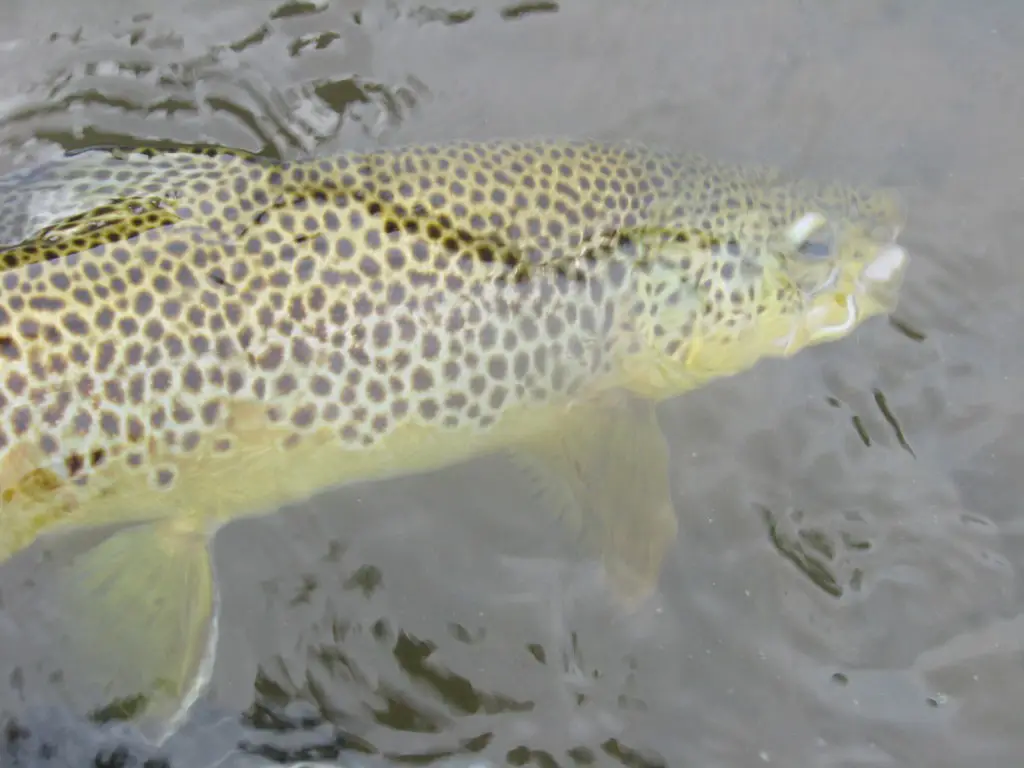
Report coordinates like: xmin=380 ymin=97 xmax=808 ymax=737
xmin=771 ymin=181 xmax=908 ymax=351
xmin=618 ymin=178 xmax=908 ymax=397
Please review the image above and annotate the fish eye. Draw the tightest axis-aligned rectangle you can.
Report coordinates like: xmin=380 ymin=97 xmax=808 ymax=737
xmin=798 ymin=235 xmax=833 ymax=260
xmin=786 ymin=211 xmax=834 ymax=260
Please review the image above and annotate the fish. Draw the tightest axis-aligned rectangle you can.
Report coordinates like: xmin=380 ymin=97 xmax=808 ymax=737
xmin=0 ymin=138 xmax=908 ymax=737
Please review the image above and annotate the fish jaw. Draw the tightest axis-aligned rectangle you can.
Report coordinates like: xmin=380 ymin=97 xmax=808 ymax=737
xmin=792 ymin=240 xmax=909 ymax=353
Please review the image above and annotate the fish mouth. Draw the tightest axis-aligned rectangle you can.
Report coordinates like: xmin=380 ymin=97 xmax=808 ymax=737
xmin=777 ymin=241 xmax=909 ymax=352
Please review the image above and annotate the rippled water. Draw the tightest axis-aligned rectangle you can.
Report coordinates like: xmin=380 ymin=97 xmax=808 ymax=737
xmin=1 ymin=1 xmax=1022 ymax=766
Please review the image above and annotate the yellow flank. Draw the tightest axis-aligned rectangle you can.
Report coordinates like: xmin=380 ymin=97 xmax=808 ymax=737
xmin=0 ymin=139 xmax=908 ymax=738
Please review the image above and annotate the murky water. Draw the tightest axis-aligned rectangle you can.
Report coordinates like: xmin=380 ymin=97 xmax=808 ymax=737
xmin=0 ymin=1 xmax=1022 ymax=766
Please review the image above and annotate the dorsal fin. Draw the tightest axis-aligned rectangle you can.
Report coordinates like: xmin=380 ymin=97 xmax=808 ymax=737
xmin=0 ymin=145 xmax=271 ymax=248
xmin=0 ymin=196 xmax=184 ymax=269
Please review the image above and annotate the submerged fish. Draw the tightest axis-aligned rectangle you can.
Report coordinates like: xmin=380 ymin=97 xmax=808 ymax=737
xmin=0 ymin=139 xmax=907 ymax=735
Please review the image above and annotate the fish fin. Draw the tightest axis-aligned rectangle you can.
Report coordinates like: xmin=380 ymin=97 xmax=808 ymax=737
xmin=0 ymin=145 xmax=267 ymax=247
xmin=0 ymin=195 xmax=188 ymax=270
xmin=0 ymin=189 xmax=254 ymax=275
xmin=53 ymin=517 xmax=216 ymax=738
xmin=508 ymin=392 xmax=678 ymax=607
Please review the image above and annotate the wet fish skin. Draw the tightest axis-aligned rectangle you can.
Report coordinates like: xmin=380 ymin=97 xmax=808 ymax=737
xmin=0 ymin=139 xmax=908 ymax=737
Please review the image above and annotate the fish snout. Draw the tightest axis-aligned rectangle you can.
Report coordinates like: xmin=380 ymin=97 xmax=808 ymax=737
xmin=858 ymin=241 xmax=908 ymax=314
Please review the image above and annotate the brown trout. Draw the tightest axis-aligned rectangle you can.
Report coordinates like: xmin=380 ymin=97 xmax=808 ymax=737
xmin=0 ymin=139 xmax=907 ymax=734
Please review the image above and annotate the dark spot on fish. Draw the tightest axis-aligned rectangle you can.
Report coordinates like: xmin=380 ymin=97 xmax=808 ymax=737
xmin=65 ymin=453 xmax=84 ymax=477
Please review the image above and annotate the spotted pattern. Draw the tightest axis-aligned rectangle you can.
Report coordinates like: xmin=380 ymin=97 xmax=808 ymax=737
xmin=0 ymin=146 xmax=269 ymax=250
xmin=0 ymin=138 xmax=905 ymax=533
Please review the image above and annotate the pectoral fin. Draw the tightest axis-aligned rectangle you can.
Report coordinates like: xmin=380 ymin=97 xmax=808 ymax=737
xmin=509 ymin=393 xmax=678 ymax=607
xmin=53 ymin=517 xmax=216 ymax=741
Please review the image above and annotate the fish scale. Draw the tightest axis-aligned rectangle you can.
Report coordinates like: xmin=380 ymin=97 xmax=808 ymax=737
xmin=0 ymin=138 xmax=908 ymax=738
xmin=0 ymin=142 xmax=781 ymax=509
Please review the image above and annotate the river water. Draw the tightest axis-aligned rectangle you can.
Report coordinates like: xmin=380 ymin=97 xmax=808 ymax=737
xmin=0 ymin=1 xmax=1022 ymax=766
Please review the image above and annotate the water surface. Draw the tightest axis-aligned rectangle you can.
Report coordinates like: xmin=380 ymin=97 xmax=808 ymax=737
xmin=0 ymin=1 xmax=1022 ymax=766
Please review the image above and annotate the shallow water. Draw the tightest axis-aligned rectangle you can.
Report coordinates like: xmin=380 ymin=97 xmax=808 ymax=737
xmin=0 ymin=1 xmax=1022 ymax=766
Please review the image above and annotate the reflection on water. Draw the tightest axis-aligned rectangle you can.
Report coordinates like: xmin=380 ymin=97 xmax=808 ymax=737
xmin=1 ymin=0 xmax=1024 ymax=765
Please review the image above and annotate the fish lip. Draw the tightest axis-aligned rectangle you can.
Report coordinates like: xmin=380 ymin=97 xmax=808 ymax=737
xmin=806 ymin=264 xmax=840 ymax=298
xmin=780 ymin=293 xmax=858 ymax=352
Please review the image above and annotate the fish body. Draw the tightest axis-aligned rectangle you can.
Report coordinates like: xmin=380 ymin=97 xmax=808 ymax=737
xmin=0 ymin=139 xmax=908 ymax=735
